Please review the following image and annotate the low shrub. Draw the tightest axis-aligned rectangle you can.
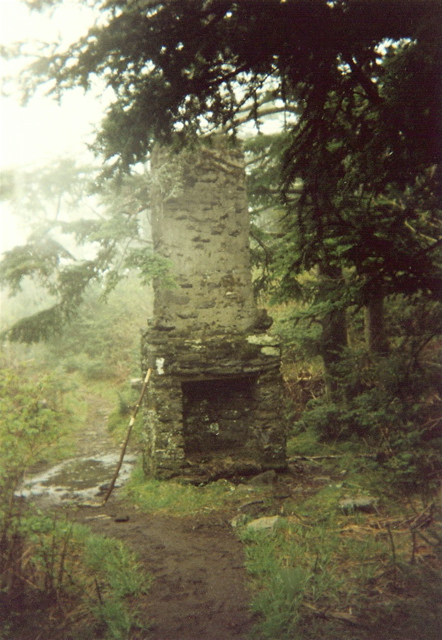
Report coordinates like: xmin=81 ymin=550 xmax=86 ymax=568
xmin=0 ymin=357 xmax=150 ymax=639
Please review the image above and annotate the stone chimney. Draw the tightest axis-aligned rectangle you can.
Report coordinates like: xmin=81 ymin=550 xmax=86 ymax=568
xmin=141 ymin=140 xmax=287 ymax=481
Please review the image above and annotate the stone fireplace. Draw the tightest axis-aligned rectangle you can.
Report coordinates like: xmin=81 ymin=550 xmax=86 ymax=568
xmin=141 ymin=140 xmax=287 ymax=480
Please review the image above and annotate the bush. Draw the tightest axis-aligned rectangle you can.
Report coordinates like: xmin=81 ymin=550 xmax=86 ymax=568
xmin=1 ymin=514 xmax=150 ymax=639
xmin=293 ymin=346 xmax=442 ymax=495
xmin=0 ymin=359 xmax=67 ymax=503
xmin=0 ymin=357 xmax=150 ymax=639
xmin=0 ymin=358 xmax=68 ymax=620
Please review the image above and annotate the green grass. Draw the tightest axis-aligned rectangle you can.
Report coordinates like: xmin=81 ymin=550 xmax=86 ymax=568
xmin=235 ymin=444 xmax=441 ymax=640
xmin=1 ymin=514 xmax=151 ymax=640
xmin=240 ymin=514 xmax=398 ymax=639
xmin=0 ymin=358 xmax=151 ymax=640
xmin=123 ymin=467 xmax=239 ymax=515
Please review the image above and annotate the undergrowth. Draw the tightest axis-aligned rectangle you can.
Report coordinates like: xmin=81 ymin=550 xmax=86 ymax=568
xmin=0 ymin=356 xmax=150 ymax=640
xmin=238 ymin=441 xmax=442 ymax=640
xmin=0 ymin=514 xmax=151 ymax=640
xmin=240 ymin=511 xmax=441 ymax=639
xmin=123 ymin=466 xmax=238 ymax=515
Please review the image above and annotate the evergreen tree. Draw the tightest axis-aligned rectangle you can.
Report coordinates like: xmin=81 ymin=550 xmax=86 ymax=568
xmin=0 ymin=160 xmax=170 ymax=341
xmin=2 ymin=0 xmax=441 ymax=358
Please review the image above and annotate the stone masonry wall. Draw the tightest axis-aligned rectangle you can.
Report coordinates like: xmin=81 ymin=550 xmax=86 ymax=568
xmin=150 ymin=141 xmax=259 ymax=334
xmin=142 ymin=141 xmax=287 ymax=480
xmin=141 ymin=331 xmax=286 ymax=479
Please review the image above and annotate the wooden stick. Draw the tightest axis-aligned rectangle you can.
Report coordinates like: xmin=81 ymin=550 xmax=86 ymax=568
xmin=302 ymin=603 xmax=364 ymax=627
xmin=289 ymin=454 xmax=377 ymax=462
xmin=102 ymin=368 xmax=153 ymax=506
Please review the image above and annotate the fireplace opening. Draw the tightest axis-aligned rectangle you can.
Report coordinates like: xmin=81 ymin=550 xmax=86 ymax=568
xmin=182 ymin=376 xmax=258 ymax=458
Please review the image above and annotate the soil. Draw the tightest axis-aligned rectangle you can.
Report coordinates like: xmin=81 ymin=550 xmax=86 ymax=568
xmin=73 ymin=393 xmax=120 ymax=458
xmin=72 ymin=502 xmax=256 ymax=640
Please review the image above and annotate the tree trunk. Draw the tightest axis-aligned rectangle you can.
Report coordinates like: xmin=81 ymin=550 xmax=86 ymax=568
xmin=317 ymin=264 xmax=348 ymax=400
xmin=365 ymin=295 xmax=389 ymax=355
xmin=321 ymin=306 xmax=348 ymax=400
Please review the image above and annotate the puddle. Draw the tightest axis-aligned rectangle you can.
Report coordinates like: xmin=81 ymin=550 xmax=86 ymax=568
xmin=17 ymin=453 xmax=137 ymax=506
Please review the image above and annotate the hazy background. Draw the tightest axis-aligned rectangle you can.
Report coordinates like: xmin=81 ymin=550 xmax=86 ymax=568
xmin=0 ymin=0 xmax=110 ymax=253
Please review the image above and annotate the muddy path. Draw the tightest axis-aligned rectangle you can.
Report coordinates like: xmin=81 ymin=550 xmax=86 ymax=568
xmin=30 ymin=392 xmax=257 ymax=639
xmin=20 ymin=394 xmax=136 ymax=507
xmin=74 ymin=501 xmax=256 ymax=640
xmin=73 ymin=392 xmax=118 ymax=458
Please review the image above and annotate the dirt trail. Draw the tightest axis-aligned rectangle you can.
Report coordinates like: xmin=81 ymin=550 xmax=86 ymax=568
xmin=74 ymin=393 xmax=121 ymax=458
xmin=74 ymin=502 xmax=256 ymax=639
xmin=64 ymin=394 xmax=257 ymax=639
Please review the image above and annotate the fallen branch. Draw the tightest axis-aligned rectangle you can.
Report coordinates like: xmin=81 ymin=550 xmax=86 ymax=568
xmin=289 ymin=454 xmax=377 ymax=462
xmin=102 ymin=368 xmax=152 ymax=505
xmin=302 ymin=602 xmax=364 ymax=627
xmin=408 ymin=503 xmax=434 ymax=530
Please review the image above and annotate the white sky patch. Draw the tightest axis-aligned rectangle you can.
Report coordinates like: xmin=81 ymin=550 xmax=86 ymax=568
xmin=0 ymin=87 xmax=103 ymax=168
xmin=0 ymin=0 xmax=106 ymax=171
xmin=0 ymin=0 xmax=110 ymax=257
xmin=1 ymin=0 xmax=96 ymax=47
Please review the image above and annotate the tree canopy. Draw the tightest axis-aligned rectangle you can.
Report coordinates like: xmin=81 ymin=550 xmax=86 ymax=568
xmin=2 ymin=0 xmax=441 ymax=345
xmin=16 ymin=1 xmax=440 ymax=170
